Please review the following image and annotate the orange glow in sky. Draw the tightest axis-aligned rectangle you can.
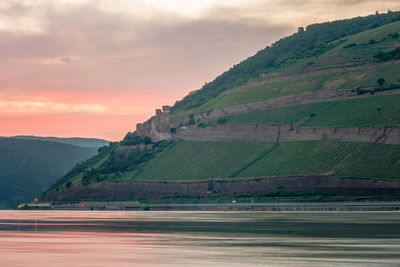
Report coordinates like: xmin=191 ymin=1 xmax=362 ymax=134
xmin=1 ymin=0 xmax=398 ymax=140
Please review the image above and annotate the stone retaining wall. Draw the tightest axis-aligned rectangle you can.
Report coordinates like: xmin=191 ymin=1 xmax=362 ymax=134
xmin=173 ymin=125 xmax=400 ymax=144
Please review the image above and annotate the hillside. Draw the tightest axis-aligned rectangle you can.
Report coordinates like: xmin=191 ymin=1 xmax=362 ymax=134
xmin=0 ymin=138 xmax=98 ymax=208
xmin=171 ymin=11 xmax=400 ymax=114
xmin=12 ymin=136 xmax=109 ymax=148
xmin=45 ymin=12 xmax=400 ymax=203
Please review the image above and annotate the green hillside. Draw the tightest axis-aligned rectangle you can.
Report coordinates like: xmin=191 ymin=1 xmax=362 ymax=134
xmin=189 ymin=63 xmax=400 ymax=115
xmin=235 ymin=141 xmax=400 ymax=179
xmin=172 ymin=13 xmax=400 ymax=114
xmin=206 ymin=94 xmax=400 ymax=127
xmin=49 ymin=139 xmax=400 ymax=188
xmin=0 ymin=138 xmax=98 ymax=208
xmin=132 ymin=141 xmax=274 ymax=180
xmin=170 ymin=19 xmax=400 ymax=121
xmin=119 ymin=141 xmax=400 ymax=182
xmin=132 ymin=141 xmax=400 ymax=181
xmin=45 ymin=12 xmax=400 ymax=201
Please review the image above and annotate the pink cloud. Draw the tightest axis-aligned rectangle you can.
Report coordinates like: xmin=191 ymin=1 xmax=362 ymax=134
xmin=1 ymin=0 xmax=398 ymax=140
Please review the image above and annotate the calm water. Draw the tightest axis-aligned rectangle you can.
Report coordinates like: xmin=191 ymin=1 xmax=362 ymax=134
xmin=0 ymin=211 xmax=399 ymax=266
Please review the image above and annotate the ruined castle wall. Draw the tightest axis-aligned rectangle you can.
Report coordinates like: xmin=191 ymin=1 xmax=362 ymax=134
xmin=136 ymin=106 xmax=172 ymax=141
xmin=171 ymin=116 xmax=191 ymax=128
xmin=136 ymin=122 xmax=150 ymax=137
xmin=118 ymin=144 xmax=154 ymax=152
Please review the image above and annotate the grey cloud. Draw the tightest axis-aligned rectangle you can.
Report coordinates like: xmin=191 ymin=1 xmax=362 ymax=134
xmin=0 ymin=1 xmax=295 ymax=94
xmin=1 ymin=0 xmax=398 ymax=95
xmin=0 ymin=1 xmax=292 ymax=57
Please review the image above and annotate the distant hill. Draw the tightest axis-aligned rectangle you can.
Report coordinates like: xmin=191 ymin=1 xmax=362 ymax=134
xmin=45 ymin=11 xmax=400 ymax=203
xmin=0 ymin=138 xmax=99 ymax=208
xmin=12 ymin=136 xmax=109 ymax=148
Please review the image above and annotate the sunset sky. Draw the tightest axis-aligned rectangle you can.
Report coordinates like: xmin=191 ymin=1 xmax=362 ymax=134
xmin=1 ymin=0 xmax=399 ymax=140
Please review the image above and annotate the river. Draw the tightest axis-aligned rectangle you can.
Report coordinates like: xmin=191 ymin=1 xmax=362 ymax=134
xmin=0 ymin=211 xmax=399 ymax=266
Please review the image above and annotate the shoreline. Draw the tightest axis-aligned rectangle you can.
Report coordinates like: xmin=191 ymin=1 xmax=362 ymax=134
xmin=19 ymin=201 xmax=400 ymax=211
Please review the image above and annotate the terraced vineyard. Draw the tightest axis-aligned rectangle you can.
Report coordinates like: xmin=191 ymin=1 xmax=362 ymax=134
xmin=192 ymin=62 xmax=400 ymax=114
xmin=302 ymin=94 xmax=400 ymax=127
xmin=207 ymin=102 xmax=332 ymax=126
xmin=124 ymin=141 xmax=400 ymax=182
xmin=209 ymin=94 xmax=400 ymax=127
xmin=236 ymin=141 xmax=400 ymax=179
xmin=132 ymin=141 xmax=273 ymax=181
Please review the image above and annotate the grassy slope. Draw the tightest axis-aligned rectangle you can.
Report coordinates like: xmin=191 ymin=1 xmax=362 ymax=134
xmin=0 ymin=138 xmax=98 ymax=208
xmin=50 ymin=147 xmax=112 ymax=188
xmin=237 ymin=141 xmax=400 ymax=179
xmin=172 ymin=13 xmax=400 ymax=114
xmin=280 ymin=20 xmax=400 ymax=71
xmin=128 ymin=141 xmax=400 ymax=182
xmin=332 ymin=20 xmax=400 ymax=55
xmin=131 ymin=141 xmax=274 ymax=181
xmin=193 ymin=62 xmax=400 ymax=114
xmin=302 ymin=94 xmax=400 ymax=127
xmin=208 ymin=94 xmax=400 ymax=127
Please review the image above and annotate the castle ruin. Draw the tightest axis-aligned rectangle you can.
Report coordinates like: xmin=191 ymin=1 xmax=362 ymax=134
xmin=136 ymin=105 xmax=172 ymax=141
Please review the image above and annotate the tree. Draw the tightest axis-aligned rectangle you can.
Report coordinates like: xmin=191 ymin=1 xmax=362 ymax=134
xmin=65 ymin=181 xmax=72 ymax=188
xmin=377 ymin=78 xmax=385 ymax=86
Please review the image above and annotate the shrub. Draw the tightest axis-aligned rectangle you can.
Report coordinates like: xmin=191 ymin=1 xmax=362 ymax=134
xmin=377 ymin=78 xmax=385 ymax=86
xmin=374 ymin=47 xmax=400 ymax=61
xmin=120 ymin=132 xmax=153 ymax=146
xmin=343 ymin=43 xmax=357 ymax=48
xmin=188 ymin=115 xmax=195 ymax=125
xmin=217 ymin=118 xmax=228 ymax=124
xmin=305 ymin=61 xmax=314 ymax=66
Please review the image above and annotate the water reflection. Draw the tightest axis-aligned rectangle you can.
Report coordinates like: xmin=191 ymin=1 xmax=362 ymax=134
xmin=0 ymin=211 xmax=399 ymax=266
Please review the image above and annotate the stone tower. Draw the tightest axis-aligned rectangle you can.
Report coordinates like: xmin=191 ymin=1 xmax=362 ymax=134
xmin=158 ymin=106 xmax=171 ymax=133
xmin=135 ymin=105 xmax=172 ymax=141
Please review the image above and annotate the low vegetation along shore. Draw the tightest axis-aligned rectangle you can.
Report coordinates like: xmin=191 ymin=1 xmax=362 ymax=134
xmin=18 ymin=200 xmax=400 ymax=211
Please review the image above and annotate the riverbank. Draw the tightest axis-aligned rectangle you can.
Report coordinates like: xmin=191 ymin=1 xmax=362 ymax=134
xmin=20 ymin=201 xmax=400 ymax=211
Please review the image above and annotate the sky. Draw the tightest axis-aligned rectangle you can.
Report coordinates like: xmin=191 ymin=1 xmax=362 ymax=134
xmin=1 ymin=0 xmax=399 ymax=141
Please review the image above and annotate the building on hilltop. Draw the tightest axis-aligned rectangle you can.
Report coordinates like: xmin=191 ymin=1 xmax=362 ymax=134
xmin=136 ymin=105 xmax=172 ymax=141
